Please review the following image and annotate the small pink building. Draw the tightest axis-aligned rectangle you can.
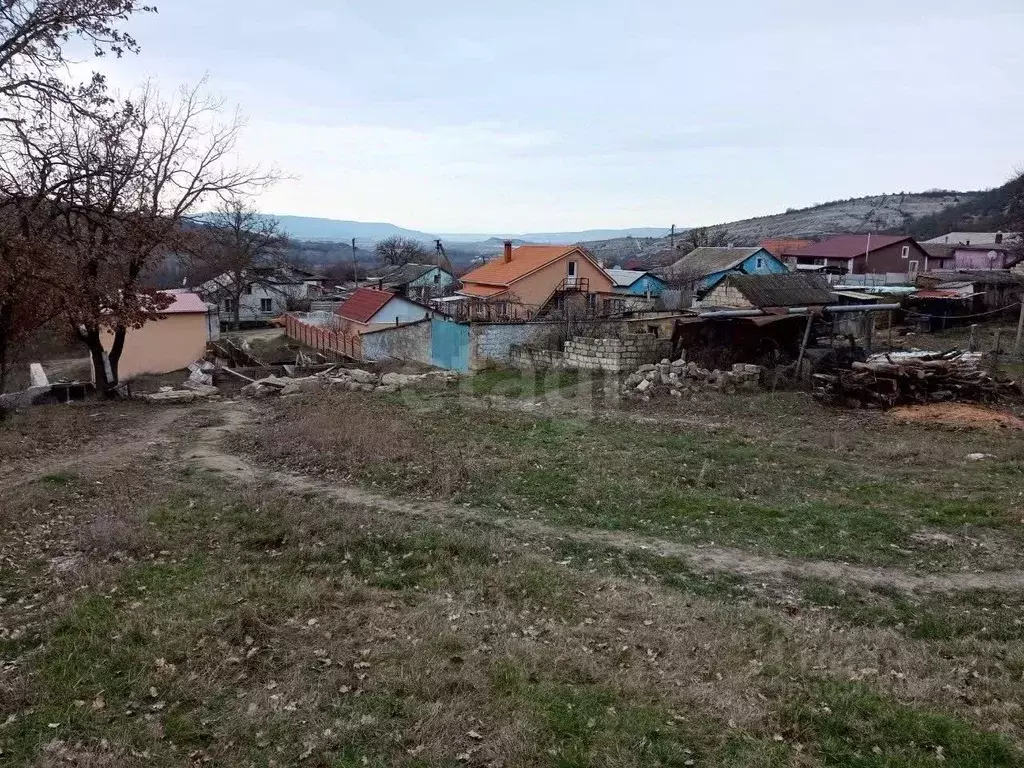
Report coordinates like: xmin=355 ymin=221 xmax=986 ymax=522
xmin=102 ymin=291 xmax=216 ymax=379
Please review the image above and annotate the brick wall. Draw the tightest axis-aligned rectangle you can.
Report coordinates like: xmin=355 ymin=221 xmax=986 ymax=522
xmin=361 ymin=320 xmax=432 ymax=365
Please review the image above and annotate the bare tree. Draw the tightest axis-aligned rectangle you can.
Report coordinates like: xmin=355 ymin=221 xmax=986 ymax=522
xmin=375 ymin=235 xmax=428 ymax=267
xmin=0 ymin=1 xmax=153 ymax=113
xmin=682 ymin=226 xmax=731 ymax=251
xmin=0 ymin=0 xmax=153 ymax=392
xmin=1005 ymin=170 xmax=1024 ymax=263
xmin=10 ymin=81 xmax=278 ymax=393
xmin=187 ymin=199 xmax=289 ymax=330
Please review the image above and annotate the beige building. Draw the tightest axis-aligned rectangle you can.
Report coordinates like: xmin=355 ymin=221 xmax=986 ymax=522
xmin=102 ymin=291 xmax=215 ymax=379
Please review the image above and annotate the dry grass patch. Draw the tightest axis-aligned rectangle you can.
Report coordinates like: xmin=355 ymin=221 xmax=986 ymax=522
xmin=231 ymin=391 xmax=1024 ymax=569
xmin=0 ymin=402 xmax=151 ymax=466
xmin=5 ymin=465 xmax=1023 ymax=766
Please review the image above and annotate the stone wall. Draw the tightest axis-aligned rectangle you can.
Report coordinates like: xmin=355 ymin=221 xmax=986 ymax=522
xmin=562 ymin=335 xmax=672 ymax=373
xmin=509 ymin=345 xmax=568 ymax=370
xmin=361 ymin=320 xmax=432 ymax=365
xmin=694 ymin=282 xmax=752 ymax=309
xmin=469 ymin=321 xmax=563 ymax=370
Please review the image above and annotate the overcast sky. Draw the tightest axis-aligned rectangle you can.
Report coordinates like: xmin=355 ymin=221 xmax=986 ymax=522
xmin=92 ymin=1 xmax=1024 ymax=232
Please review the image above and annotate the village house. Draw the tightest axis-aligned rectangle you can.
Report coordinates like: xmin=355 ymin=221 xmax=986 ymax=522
xmin=101 ymin=291 xmax=217 ymax=380
xmin=606 ymin=268 xmax=668 ymax=297
xmin=782 ymin=235 xmax=931 ymax=277
xmin=665 ymin=246 xmax=788 ymax=294
xmin=456 ymin=241 xmax=616 ymax=320
xmin=366 ymin=262 xmax=457 ymax=301
xmin=195 ymin=265 xmax=329 ymax=328
xmin=920 ymin=232 xmax=1022 ymax=271
xmin=334 ymin=286 xmax=432 ymax=333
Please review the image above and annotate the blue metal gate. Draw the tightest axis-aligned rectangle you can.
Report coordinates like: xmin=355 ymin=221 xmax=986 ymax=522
xmin=430 ymin=318 xmax=470 ymax=372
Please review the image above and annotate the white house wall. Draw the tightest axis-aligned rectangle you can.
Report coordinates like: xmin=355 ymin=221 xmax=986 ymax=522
xmin=368 ymin=296 xmax=431 ymax=326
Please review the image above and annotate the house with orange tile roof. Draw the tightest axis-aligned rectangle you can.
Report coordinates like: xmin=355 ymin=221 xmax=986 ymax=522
xmin=457 ymin=242 xmax=615 ymax=320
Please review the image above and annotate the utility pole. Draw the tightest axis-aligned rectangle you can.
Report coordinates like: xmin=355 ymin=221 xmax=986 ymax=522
xmin=670 ymin=224 xmax=675 ymax=250
xmin=351 ymin=237 xmax=359 ymax=287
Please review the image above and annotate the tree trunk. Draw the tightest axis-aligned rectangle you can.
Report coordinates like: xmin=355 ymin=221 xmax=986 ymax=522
xmin=81 ymin=326 xmax=117 ymax=397
xmin=0 ymin=303 xmax=11 ymax=394
xmin=108 ymin=326 xmax=126 ymax=387
xmin=232 ymin=286 xmax=242 ymax=332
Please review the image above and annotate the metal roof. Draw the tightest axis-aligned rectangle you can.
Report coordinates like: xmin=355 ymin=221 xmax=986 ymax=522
xmin=369 ymin=262 xmax=443 ymax=287
xmin=922 ymin=232 xmax=1020 ymax=245
xmin=726 ymin=273 xmax=837 ymax=308
xmin=783 ymin=234 xmax=912 ymax=260
xmin=606 ymin=268 xmax=660 ymax=287
xmin=920 ymin=270 xmax=1024 ymax=286
xmin=159 ymin=291 xmax=209 ymax=314
xmin=336 ymin=287 xmax=396 ymax=324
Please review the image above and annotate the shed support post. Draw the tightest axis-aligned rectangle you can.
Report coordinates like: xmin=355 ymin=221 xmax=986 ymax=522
xmin=1015 ymin=302 xmax=1024 ymax=358
xmin=795 ymin=313 xmax=814 ymax=379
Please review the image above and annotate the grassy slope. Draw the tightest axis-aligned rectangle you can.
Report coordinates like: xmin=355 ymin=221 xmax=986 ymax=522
xmin=232 ymin=390 xmax=1024 ymax=569
xmin=3 ymin=399 xmax=1024 ymax=766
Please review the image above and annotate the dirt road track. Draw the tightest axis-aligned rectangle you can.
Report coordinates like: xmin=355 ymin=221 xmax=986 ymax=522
xmin=185 ymin=402 xmax=1024 ymax=595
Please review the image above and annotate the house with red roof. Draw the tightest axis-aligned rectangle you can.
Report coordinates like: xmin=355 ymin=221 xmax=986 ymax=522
xmin=457 ymin=241 xmax=615 ymax=319
xmin=782 ymin=235 xmax=931 ymax=276
xmin=335 ymin=286 xmax=432 ymax=333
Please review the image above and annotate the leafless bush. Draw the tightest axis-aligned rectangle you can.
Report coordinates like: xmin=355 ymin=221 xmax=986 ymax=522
xmin=81 ymin=514 xmax=152 ymax=556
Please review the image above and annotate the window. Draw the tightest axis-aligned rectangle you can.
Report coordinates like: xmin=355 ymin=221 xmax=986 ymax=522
xmin=224 ymin=298 xmax=234 ymax=311
xmin=245 ymin=284 xmax=253 ymax=295
xmin=260 ymin=298 xmax=273 ymax=312
xmin=433 ymin=273 xmax=441 ymax=284
xmin=901 ymin=245 xmax=910 ymax=260
xmin=587 ymin=293 xmax=597 ymax=311
xmin=908 ymin=260 xmax=919 ymax=276
xmin=755 ymin=257 xmax=764 ymax=269
xmin=567 ymin=260 xmax=578 ymax=285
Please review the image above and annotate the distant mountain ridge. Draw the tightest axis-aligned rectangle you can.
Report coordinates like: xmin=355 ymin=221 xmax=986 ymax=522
xmin=253 ymin=215 xmax=669 ymax=246
xmin=270 ymin=216 xmax=437 ymax=243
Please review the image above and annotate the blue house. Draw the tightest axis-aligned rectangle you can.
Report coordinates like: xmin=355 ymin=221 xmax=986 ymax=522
xmin=606 ymin=268 xmax=669 ymax=297
xmin=665 ymin=247 xmax=788 ymax=294
xmin=371 ymin=262 xmax=456 ymax=300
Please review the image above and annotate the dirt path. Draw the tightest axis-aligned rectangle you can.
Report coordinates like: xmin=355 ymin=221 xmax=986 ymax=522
xmin=185 ymin=401 xmax=1024 ymax=595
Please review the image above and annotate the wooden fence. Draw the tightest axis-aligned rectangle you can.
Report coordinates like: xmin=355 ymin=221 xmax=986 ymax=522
xmin=285 ymin=313 xmax=363 ymax=360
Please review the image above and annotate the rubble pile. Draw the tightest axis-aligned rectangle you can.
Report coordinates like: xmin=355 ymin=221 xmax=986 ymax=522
xmin=241 ymin=367 xmax=458 ymax=398
xmin=623 ymin=357 xmax=762 ymax=400
xmin=814 ymin=350 xmax=1021 ymax=408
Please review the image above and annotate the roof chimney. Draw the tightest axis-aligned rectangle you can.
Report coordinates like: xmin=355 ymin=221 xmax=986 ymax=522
xmin=503 ymin=240 xmax=513 ymax=263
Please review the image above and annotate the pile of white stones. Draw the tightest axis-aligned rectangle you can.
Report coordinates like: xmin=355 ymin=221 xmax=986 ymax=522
xmin=242 ymin=368 xmax=458 ymax=398
xmin=623 ymin=357 xmax=762 ymax=400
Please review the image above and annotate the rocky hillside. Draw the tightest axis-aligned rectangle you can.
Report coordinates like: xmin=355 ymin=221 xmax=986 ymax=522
xmin=584 ymin=190 xmax=982 ymax=267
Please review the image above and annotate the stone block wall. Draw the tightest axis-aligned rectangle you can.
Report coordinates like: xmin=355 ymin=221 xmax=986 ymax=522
xmin=470 ymin=322 xmax=563 ymax=370
xmin=561 ymin=335 xmax=672 ymax=373
xmin=509 ymin=345 xmax=567 ymax=370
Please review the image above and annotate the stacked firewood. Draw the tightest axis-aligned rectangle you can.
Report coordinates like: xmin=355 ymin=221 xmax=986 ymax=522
xmin=813 ymin=350 xmax=1020 ymax=407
